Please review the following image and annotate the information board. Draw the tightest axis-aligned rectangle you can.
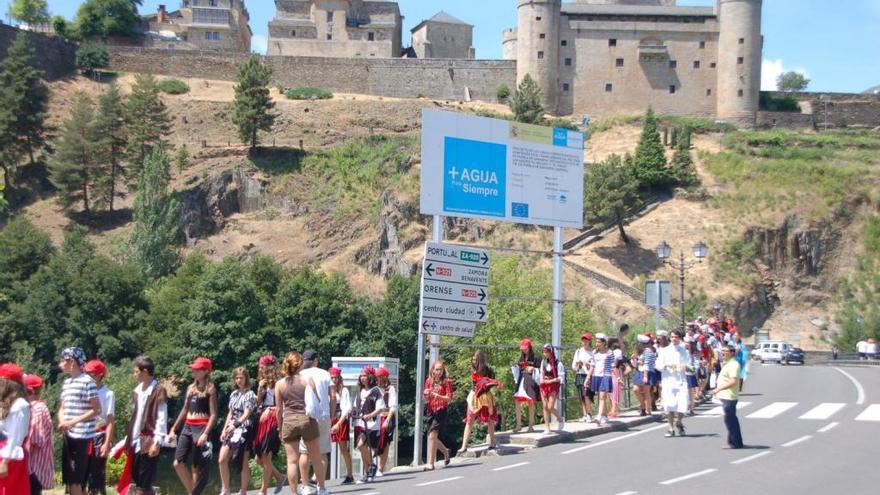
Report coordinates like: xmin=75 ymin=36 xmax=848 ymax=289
xmin=420 ymin=109 xmax=585 ymax=229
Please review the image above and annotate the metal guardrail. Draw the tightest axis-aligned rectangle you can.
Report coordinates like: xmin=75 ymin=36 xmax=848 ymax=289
xmin=563 ymin=260 xmax=679 ymax=320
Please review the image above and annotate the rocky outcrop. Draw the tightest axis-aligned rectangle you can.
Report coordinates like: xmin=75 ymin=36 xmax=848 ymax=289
xmin=178 ymin=169 xmax=296 ymax=246
xmin=355 ymin=190 xmax=421 ymax=278
xmin=729 ymin=280 xmax=780 ymax=336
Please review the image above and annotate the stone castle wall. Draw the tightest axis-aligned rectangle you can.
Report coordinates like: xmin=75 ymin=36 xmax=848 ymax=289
xmin=107 ymin=47 xmax=516 ymax=102
xmin=0 ymin=24 xmax=77 ymax=80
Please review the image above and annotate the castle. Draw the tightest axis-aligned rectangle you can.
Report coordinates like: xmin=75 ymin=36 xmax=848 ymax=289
xmin=267 ymin=0 xmax=403 ymax=58
xmin=140 ymin=0 xmax=252 ymax=53
xmin=504 ymin=0 xmax=763 ymax=124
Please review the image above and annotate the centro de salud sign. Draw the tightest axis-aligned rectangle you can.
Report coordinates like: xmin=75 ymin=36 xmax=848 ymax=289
xmin=419 ymin=242 xmax=490 ymax=338
xmin=420 ymin=108 xmax=585 ymax=229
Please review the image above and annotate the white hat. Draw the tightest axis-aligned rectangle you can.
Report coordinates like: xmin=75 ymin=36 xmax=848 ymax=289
xmin=685 ymin=336 xmax=696 ymax=343
xmin=656 ymin=330 xmax=669 ymax=337
xmin=595 ymin=333 xmax=608 ymax=340
xmin=637 ymin=334 xmax=651 ymax=344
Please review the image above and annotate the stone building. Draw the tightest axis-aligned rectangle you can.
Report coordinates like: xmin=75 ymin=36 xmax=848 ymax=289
xmin=505 ymin=0 xmax=763 ymax=124
xmin=140 ymin=1 xmax=252 ymax=52
xmin=410 ymin=11 xmax=475 ymax=59
xmin=267 ymin=0 xmax=402 ymax=58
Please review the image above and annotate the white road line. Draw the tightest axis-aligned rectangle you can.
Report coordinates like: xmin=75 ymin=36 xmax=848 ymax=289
xmin=492 ymin=462 xmax=530 ymax=472
xmin=855 ymin=404 xmax=880 ymax=422
xmin=561 ymin=424 xmax=667 ymax=455
xmin=731 ymin=451 xmax=772 ymax=465
xmin=614 ymin=491 xmax=638 ymax=495
xmin=746 ymin=402 xmax=797 ymax=419
xmin=697 ymin=401 xmax=752 ymax=417
xmin=415 ymin=476 xmax=462 ymax=487
xmin=833 ymin=367 xmax=865 ymax=405
xmin=799 ymin=403 xmax=846 ymax=420
xmin=659 ymin=468 xmax=718 ymax=485
xmin=818 ymin=422 xmax=839 ymax=433
xmin=782 ymin=435 xmax=813 ymax=447
xmin=360 ymin=492 xmax=380 ymax=495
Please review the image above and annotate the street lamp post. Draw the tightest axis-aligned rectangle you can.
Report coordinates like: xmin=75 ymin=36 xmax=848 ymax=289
xmin=657 ymin=241 xmax=708 ymax=330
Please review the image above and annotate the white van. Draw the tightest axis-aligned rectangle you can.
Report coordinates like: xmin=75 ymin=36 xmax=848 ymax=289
xmin=755 ymin=341 xmax=791 ymax=364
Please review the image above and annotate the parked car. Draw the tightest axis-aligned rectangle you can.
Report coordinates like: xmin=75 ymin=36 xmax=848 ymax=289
xmin=783 ymin=347 xmax=805 ymax=365
xmin=756 ymin=341 xmax=790 ymax=364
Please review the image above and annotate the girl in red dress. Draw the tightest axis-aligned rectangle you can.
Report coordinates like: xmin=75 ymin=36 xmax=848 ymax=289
xmin=0 ymin=363 xmax=31 ymax=495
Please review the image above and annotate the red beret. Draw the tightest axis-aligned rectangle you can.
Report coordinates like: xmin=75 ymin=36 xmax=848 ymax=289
xmin=519 ymin=338 xmax=532 ymax=351
xmin=23 ymin=374 xmax=44 ymax=389
xmin=361 ymin=366 xmax=375 ymax=376
xmin=376 ymin=367 xmax=390 ymax=378
xmin=0 ymin=363 xmax=24 ymax=383
xmin=84 ymin=359 xmax=107 ymax=377
xmin=329 ymin=367 xmax=342 ymax=377
xmin=187 ymin=357 xmax=213 ymax=371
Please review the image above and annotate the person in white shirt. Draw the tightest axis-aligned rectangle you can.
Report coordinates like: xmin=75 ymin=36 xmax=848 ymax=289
xmin=0 ymin=363 xmax=31 ymax=495
xmin=655 ymin=330 xmax=691 ymax=437
xmin=856 ymin=339 xmax=868 ymax=359
xmin=376 ymin=367 xmax=397 ymax=475
xmin=587 ymin=334 xmax=616 ymax=426
xmin=329 ymin=367 xmax=354 ymax=484
xmin=84 ymin=359 xmax=115 ymax=495
xmin=867 ymin=338 xmax=878 ymax=360
xmin=122 ymin=356 xmax=168 ymax=495
xmin=572 ymin=333 xmax=595 ymax=422
xmin=297 ymin=350 xmax=334 ymax=493
xmin=539 ymin=344 xmax=566 ymax=434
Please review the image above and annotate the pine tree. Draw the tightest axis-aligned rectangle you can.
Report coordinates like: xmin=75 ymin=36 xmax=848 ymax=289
xmin=232 ymin=55 xmax=276 ymax=150
xmin=631 ymin=107 xmax=671 ymax=188
xmin=48 ymin=93 xmax=98 ymax=213
xmin=670 ymin=138 xmax=698 ymax=187
xmin=0 ymin=32 xmax=49 ymax=190
xmin=124 ymin=73 xmax=171 ymax=185
xmin=583 ymin=154 xmax=640 ymax=244
xmin=129 ymin=145 xmax=180 ymax=280
xmin=510 ymin=73 xmax=544 ymax=124
xmin=93 ymin=84 xmax=127 ymax=212
xmin=175 ymin=144 xmax=189 ymax=175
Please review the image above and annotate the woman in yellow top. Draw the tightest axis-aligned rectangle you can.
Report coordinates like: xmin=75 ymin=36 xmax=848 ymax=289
xmin=712 ymin=345 xmax=744 ymax=449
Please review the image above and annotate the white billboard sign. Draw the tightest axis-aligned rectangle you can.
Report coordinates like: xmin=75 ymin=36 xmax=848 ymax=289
xmin=420 ymin=109 xmax=585 ymax=229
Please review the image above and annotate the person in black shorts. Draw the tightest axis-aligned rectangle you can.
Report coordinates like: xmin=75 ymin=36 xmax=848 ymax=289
xmin=167 ymin=357 xmax=217 ymax=495
xmin=122 ymin=356 xmax=168 ymax=495
xmin=58 ymin=346 xmax=101 ymax=495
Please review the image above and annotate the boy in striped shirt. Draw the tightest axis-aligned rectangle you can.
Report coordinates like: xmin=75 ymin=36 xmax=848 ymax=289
xmin=58 ymin=347 xmax=101 ymax=495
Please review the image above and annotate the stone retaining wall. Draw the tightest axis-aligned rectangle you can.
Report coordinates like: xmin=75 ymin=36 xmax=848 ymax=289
xmin=0 ymin=24 xmax=77 ymax=80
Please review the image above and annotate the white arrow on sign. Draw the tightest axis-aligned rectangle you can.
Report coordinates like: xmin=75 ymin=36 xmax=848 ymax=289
xmin=420 ymin=318 xmax=476 ymax=338
xmin=423 ymin=261 xmax=489 ymax=287
xmin=421 ymin=299 xmax=487 ymax=322
xmin=422 ymin=279 xmax=488 ymax=304
xmin=425 ymin=242 xmax=490 ymax=268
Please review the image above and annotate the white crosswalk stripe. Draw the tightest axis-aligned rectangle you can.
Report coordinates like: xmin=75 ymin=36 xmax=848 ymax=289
xmin=799 ymin=403 xmax=846 ymax=420
xmin=697 ymin=401 xmax=751 ymax=417
xmin=746 ymin=402 xmax=798 ymax=419
xmin=855 ymin=404 xmax=880 ymax=422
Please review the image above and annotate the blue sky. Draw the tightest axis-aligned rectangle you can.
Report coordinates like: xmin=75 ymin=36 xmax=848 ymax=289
xmin=3 ymin=0 xmax=878 ymax=93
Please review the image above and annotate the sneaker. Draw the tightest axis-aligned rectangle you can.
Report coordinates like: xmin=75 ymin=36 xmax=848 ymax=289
xmin=375 ymin=469 xmax=384 ymax=478
xmin=586 ymin=414 xmax=593 ymax=423
xmin=558 ymin=420 xmax=565 ymax=431
xmin=355 ymin=475 xmax=368 ymax=485
xmin=317 ymin=489 xmax=329 ymax=495
xmin=598 ymin=416 xmax=608 ymax=426
xmin=341 ymin=476 xmax=354 ymax=485
xmin=608 ymin=412 xmax=618 ymax=418
xmin=275 ymin=478 xmax=285 ymax=494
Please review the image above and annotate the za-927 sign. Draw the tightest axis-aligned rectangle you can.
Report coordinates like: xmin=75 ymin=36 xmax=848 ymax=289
xmin=420 ymin=109 xmax=585 ymax=229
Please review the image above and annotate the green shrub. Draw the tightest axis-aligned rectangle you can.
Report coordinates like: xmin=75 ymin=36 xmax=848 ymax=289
xmin=548 ymin=117 xmax=579 ymax=131
xmin=75 ymin=42 xmax=109 ymax=75
xmin=759 ymin=92 xmax=800 ymax=112
xmin=157 ymin=78 xmax=190 ymax=95
xmin=285 ymin=87 xmax=333 ymax=100
xmin=496 ymin=84 xmax=511 ymax=100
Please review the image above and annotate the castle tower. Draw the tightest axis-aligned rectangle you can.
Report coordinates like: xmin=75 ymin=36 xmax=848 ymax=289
xmin=716 ymin=0 xmax=763 ymax=125
xmin=516 ymin=0 xmax=561 ymax=115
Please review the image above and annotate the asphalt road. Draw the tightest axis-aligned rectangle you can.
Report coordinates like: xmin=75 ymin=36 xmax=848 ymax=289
xmin=260 ymin=364 xmax=880 ymax=495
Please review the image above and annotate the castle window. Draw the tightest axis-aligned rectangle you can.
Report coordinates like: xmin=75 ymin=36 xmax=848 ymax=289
xmin=738 ymin=89 xmax=744 ymax=97
xmin=208 ymin=0 xmax=217 ymax=6
xmin=291 ymin=30 xmax=296 ymax=37
xmin=616 ymin=58 xmax=624 ymax=67
xmin=669 ymin=60 xmax=677 ymax=69
xmin=537 ymin=51 xmax=544 ymax=59
xmin=536 ymin=16 xmax=542 ymax=21
xmin=669 ymin=85 xmax=676 ymax=94
xmin=737 ymin=57 xmax=744 ymax=64
xmin=565 ymin=58 xmax=572 ymax=66
xmin=204 ymin=31 xmax=220 ymax=41
xmin=605 ymin=83 xmax=613 ymax=92
xmin=327 ymin=34 xmax=333 ymax=40
xmin=699 ymin=41 xmax=706 ymax=49
xmin=706 ymin=88 xmax=712 ymax=96
xmin=540 ymin=33 xmax=546 ymax=39
xmin=738 ymin=38 xmax=745 ymax=44
xmin=710 ymin=62 xmax=717 ymax=68
xmin=608 ymin=38 xmax=617 ymax=47
xmin=327 ymin=11 xmax=334 ymax=22
xmin=368 ymin=32 xmax=374 ymax=41
xmin=562 ymin=83 xmax=570 ymax=92
xmin=693 ymin=60 xmax=700 ymax=69
xmin=561 ymin=40 xmax=567 ymax=47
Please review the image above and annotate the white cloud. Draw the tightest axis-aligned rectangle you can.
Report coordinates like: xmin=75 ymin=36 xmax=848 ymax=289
xmin=762 ymin=59 xmax=809 ymax=91
xmin=252 ymin=35 xmax=268 ymax=55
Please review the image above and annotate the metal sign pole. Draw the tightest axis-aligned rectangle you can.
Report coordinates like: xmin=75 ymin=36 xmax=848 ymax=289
xmin=654 ymin=279 xmax=662 ymax=331
xmin=414 ymin=214 xmax=442 ymax=467
xmin=552 ymin=226 xmax=564 ymax=420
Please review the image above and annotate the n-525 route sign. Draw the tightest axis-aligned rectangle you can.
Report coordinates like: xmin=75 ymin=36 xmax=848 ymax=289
xmin=419 ymin=242 xmax=491 ymax=337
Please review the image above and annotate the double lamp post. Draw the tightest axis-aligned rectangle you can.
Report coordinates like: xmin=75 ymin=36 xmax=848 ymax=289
xmin=656 ymin=240 xmax=709 ymax=330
